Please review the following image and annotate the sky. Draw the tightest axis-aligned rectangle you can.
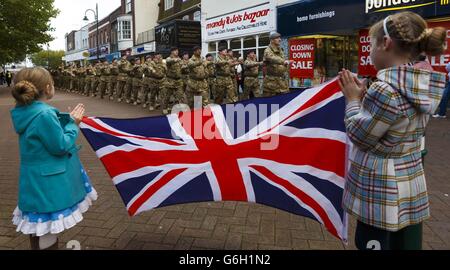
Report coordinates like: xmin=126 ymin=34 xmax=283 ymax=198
xmin=48 ymin=0 xmax=121 ymax=51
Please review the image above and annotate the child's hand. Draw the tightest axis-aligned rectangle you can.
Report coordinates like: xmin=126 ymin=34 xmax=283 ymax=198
xmin=70 ymin=104 xmax=85 ymax=126
xmin=338 ymin=69 xmax=366 ymax=102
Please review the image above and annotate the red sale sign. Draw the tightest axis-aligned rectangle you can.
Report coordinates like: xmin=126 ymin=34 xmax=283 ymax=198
xmin=359 ymin=21 xmax=450 ymax=76
xmin=289 ymin=38 xmax=315 ymax=79
xmin=358 ymin=29 xmax=377 ymax=77
xmin=427 ymin=21 xmax=450 ymax=74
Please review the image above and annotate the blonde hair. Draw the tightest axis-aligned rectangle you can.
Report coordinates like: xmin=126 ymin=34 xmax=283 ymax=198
xmin=11 ymin=67 xmax=54 ymax=106
xmin=369 ymin=11 xmax=446 ymax=58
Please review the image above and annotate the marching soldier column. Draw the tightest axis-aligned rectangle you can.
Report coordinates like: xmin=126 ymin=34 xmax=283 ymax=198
xmin=53 ymin=31 xmax=293 ymax=114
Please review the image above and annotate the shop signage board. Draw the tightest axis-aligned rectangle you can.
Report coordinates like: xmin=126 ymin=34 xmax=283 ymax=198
xmin=358 ymin=29 xmax=377 ymax=77
xmin=289 ymin=38 xmax=315 ymax=78
xmin=278 ymin=0 xmax=450 ymax=37
xmin=204 ymin=2 xmax=276 ymax=42
xmin=278 ymin=0 xmax=366 ymax=37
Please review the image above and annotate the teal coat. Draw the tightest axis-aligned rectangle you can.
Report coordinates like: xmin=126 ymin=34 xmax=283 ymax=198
xmin=11 ymin=101 xmax=87 ymax=213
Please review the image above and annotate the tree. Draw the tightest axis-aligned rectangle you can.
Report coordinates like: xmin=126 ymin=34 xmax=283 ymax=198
xmin=0 ymin=0 xmax=59 ymax=65
xmin=30 ymin=50 xmax=65 ymax=70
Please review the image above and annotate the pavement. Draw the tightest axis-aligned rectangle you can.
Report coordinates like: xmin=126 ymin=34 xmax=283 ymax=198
xmin=0 ymin=86 xmax=449 ymax=250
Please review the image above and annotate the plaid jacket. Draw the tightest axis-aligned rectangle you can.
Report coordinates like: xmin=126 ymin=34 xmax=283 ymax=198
xmin=343 ymin=66 xmax=446 ymax=231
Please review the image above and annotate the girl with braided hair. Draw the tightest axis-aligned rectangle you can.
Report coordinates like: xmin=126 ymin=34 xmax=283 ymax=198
xmin=338 ymin=12 xmax=446 ymax=250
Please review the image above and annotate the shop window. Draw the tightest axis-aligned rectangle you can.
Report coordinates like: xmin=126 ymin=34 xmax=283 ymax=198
xmin=208 ymin=42 xmax=217 ymax=53
xmin=258 ymin=33 xmax=270 ymax=48
xmin=230 ymin=38 xmax=241 ymax=51
xmin=243 ymin=36 xmax=256 ymax=48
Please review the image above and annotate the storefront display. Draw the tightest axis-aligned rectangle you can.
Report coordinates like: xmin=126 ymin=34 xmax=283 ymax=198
xmin=278 ymin=0 xmax=450 ymax=88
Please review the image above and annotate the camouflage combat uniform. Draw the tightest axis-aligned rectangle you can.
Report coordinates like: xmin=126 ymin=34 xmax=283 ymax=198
xmin=215 ymin=54 xmax=237 ymax=104
xmin=187 ymin=54 xmax=209 ymax=108
xmin=161 ymin=56 xmax=185 ymax=113
xmin=242 ymin=58 xmax=261 ymax=100
xmin=206 ymin=60 xmax=216 ymax=101
xmin=132 ymin=63 xmax=145 ymax=105
xmin=263 ymin=44 xmax=289 ymax=97
xmin=145 ymin=59 xmax=167 ymax=111
xmin=109 ymin=62 xmax=119 ymax=100
xmin=116 ymin=58 xmax=131 ymax=102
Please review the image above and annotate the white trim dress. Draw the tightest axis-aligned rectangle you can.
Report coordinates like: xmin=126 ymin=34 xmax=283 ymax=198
xmin=12 ymin=166 xmax=97 ymax=237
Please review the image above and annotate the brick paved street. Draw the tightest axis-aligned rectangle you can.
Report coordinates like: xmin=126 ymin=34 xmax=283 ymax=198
xmin=0 ymin=86 xmax=449 ymax=250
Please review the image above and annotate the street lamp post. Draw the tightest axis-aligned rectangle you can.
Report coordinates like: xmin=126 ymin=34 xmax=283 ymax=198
xmin=84 ymin=3 xmax=99 ymax=61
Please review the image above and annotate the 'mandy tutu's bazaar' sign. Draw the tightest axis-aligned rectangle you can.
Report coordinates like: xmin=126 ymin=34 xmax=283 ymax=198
xmin=204 ymin=3 xmax=276 ymax=42
xmin=289 ymin=38 xmax=315 ymax=79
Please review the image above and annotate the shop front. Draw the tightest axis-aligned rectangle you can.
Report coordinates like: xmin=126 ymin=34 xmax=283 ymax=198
xmin=202 ymin=1 xmax=277 ymax=60
xmin=278 ymin=0 xmax=450 ymax=88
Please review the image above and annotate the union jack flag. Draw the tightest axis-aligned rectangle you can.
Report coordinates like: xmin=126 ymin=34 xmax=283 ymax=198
xmin=80 ymin=79 xmax=349 ymax=241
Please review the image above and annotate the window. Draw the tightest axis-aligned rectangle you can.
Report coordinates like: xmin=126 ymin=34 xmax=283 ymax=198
xmin=119 ymin=20 xmax=131 ymax=40
xmin=193 ymin=11 xmax=201 ymax=22
xmin=182 ymin=15 xmax=189 ymax=20
xmin=126 ymin=0 xmax=132 ymax=13
xmin=165 ymin=0 xmax=174 ymax=10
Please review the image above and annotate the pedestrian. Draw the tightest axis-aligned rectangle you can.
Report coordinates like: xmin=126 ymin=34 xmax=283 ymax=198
xmin=262 ymin=32 xmax=291 ymax=97
xmin=0 ymin=70 xmax=5 ymax=85
xmin=433 ymin=61 xmax=450 ymax=118
xmin=6 ymin=70 xmax=13 ymax=87
xmin=338 ymin=12 xmax=446 ymax=250
xmin=10 ymin=67 xmax=97 ymax=250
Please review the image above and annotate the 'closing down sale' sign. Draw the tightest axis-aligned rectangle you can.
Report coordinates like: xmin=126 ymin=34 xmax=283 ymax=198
xmin=289 ymin=38 xmax=315 ymax=79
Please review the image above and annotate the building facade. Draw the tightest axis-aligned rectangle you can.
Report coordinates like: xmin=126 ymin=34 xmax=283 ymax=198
xmin=156 ymin=0 xmax=202 ymax=56
xmin=87 ymin=0 xmax=133 ymax=62
xmin=64 ymin=24 xmax=91 ymax=65
xmin=132 ymin=0 xmax=159 ymax=57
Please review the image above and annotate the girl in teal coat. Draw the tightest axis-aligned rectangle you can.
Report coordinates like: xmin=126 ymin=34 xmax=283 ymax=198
xmin=10 ymin=67 xmax=97 ymax=250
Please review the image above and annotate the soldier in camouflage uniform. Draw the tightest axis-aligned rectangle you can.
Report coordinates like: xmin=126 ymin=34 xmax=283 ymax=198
xmin=187 ymin=46 xmax=209 ymax=108
xmin=116 ymin=55 xmax=131 ymax=102
xmin=109 ymin=58 xmax=119 ymax=100
xmin=99 ymin=59 xmax=110 ymax=99
xmin=145 ymin=53 xmax=166 ymax=111
xmin=68 ymin=63 xmax=76 ymax=92
xmin=85 ymin=63 xmax=95 ymax=96
xmin=78 ymin=65 xmax=86 ymax=95
xmin=215 ymin=46 xmax=239 ymax=104
xmin=228 ymin=50 xmax=239 ymax=96
xmin=124 ymin=58 xmax=135 ymax=103
xmin=91 ymin=61 xmax=102 ymax=97
xmin=205 ymin=54 xmax=216 ymax=101
xmin=161 ymin=47 xmax=185 ymax=115
xmin=242 ymin=50 xmax=262 ymax=100
xmin=56 ymin=65 xmax=64 ymax=89
xmin=263 ymin=32 xmax=291 ymax=97
xmin=131 ymin=58 xmax=145 ymax=105
xmin=181 ymin=52 xmax=190 ymax=96
xmin=141 ymin=54 xmax=154 ymax=109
